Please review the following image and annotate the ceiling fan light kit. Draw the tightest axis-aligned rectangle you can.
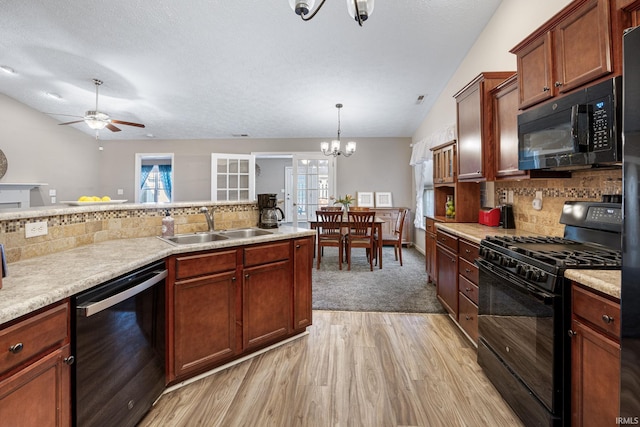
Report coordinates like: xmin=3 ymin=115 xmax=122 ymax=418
xmin=320 ymin=103 xmax=356 ymax=157
xmin=289 ymin=0 xmax=374 ymax=26
xmin=55 ymin=78 xmax=145 ymax=135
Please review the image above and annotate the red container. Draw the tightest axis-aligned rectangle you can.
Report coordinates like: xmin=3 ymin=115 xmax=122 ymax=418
xmin=479 ymin=207 xmax=501 ymax=227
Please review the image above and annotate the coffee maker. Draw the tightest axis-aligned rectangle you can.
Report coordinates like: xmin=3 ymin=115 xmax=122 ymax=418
xmin=258 ymin=193 xmax=284 ymax=229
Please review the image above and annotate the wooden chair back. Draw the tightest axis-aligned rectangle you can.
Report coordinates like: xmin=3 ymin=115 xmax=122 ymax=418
xmin=347 ymin=211 xmax=375 ymax=238
xmin=316 ymin=211 xmax=344 ymax=239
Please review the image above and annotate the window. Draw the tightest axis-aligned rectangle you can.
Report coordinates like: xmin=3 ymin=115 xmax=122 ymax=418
xmin=140 ymin=165 xmax=171 ymax=203
xmin=135 ymin=153 xmax=174 ymax=203
xmin=211 ymin=154 xmax=255 ymax=201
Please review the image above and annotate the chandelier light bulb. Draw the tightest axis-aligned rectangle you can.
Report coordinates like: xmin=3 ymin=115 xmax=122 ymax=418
xmin=320 ymin=104 xmax=356 ymax=158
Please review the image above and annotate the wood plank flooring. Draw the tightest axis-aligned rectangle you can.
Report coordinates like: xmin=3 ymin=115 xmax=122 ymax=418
xmin=139 ymin=311 xmax=524 ymax=427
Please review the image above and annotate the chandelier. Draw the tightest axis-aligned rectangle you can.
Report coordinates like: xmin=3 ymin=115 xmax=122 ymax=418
xmin=321 ymin=104 xmax=356 ymax=157
xmin=289 ymin=0 xmax=375 ymax=27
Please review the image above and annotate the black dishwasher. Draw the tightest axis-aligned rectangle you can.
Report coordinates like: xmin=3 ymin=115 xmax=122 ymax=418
xmin=72 ymin=261 xmax=167 ymax=427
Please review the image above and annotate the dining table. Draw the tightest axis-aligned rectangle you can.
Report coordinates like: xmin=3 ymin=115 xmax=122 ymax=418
xmin=307 ymin=215 xmax=385 ymax=269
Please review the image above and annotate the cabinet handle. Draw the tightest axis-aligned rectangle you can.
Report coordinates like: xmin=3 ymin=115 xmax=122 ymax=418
xmin=465 ymin=268 xmax=471 ymax=273
xmin=554 ymin=81 xmax=563 ymax=87
xmin=245 ymin=274 xmax=250 ymax=278
xmin=451 ymin=257 xmax=456 ymax=263
xmin=543 ymin=86 xmax=550 ymax=92
xmin=9 ymin=343 xmax=23 ymax=354
xmin=232 ymin=277 xmax=236 ymax=281
xmin=602 ymin=314 xmax=614 ymax=324
xmin=465 ymin=249 xmax=471 ymax=254
xmin=465 ymin=287 xmax=472 ymax=292
xmin=476 ymin=170 xmax=481 ymax=174
xmin=63 ymin=355 xmax=75 ymax=365
xmin=296 ymin=244 xmax=301 ymax=249
xmin=568 ymin=330 xmax=577 ymax=337
xmin=465 ymin=315 xmax=471 ymax=321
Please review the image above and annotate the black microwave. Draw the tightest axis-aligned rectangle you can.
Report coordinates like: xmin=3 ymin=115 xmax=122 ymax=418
xmin=518 ymin=77 xmax=622 ymax=170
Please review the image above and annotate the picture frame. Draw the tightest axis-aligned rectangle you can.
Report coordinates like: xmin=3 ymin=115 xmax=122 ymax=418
xmin=375 ymin=192 xmax=393 ymax=208
xmin=357 ymin=191 xmax=374 ymax=207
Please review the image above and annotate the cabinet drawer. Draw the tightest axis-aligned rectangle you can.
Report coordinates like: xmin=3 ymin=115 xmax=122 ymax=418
xmin=459 ymin=275 xmax=479 ymax=305
xmin=572 ymin=284 xmax=620 ymax=339
xmin=0 ymin=302 xmax=68 ymax=375
xmin=458 ymin=293 xmax=478 ymax=343
xmin=175 ymin=249 xmax=238 ymax=280
xmin=436 ymin=229 xmax=458 ymax=252
xmin=425 ymin=218 xmax=436 ymax=235
xmin=244 ymin=241 xmax=291 ymax=267
xmin=458 ymin=258 xmax=479 ymax=285
xmin=459 ymin=239 xmax=479 ymax=264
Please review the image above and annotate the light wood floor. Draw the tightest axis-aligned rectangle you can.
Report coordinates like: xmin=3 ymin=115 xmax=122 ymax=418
xmin=139 ymin=311 xmax=524 ymax=427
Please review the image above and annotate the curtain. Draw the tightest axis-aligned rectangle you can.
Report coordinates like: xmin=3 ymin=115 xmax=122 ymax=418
xmin=158 ymin=165 xmax=172 ymax=201
xmin=140 ymin=165 xmax=153 ymax=189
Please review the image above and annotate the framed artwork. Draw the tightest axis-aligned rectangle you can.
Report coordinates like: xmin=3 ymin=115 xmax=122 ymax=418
xmin=357 ymin=191 xmax=374 ymax=207
xmin=375 ymin=192 xmax=393 ymax=207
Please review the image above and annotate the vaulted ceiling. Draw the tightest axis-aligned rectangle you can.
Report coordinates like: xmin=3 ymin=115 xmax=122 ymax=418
xmin=0 ymin=0 xmax=502 ymax=140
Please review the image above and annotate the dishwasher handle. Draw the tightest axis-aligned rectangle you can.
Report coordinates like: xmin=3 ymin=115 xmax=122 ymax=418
xmin=77 ymin=269 xmax=167 ymax=317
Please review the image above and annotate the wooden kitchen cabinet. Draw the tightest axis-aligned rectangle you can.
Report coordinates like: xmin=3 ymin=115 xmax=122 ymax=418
xmin=491 ymin=74 xmax=528 ymax=179
xmin=432 ymin=141 xmax=456 ymax=184
xmin=243 ymin=241 xmax=291 ymax=350
xmin=436 ymin=229 xmax=458 ymax=317
xmin=570 ymin=283 xmax=620 ymax=427
xmin=457 ymin=239 xmax=480 ymax=344
xmin=0 ymin=301 xmax=71 ymax=427
xmin=293 ymin=237 xmax=313 ymax=331
xmin=512 ymin=0 xmax=629 ymax=109
xmin=619 ymin=0 xmax=640 ymax=25
xmin=172 ymin=249 xmax=239 ymax=379
xmin=454 ymin=71 xmax=515 ymax=182
xmin=425 ymin=217 xmax=438 ymax=284
xmin=168 ymin=236 xmax=312 ymax=384
xmin=431 ymin=140 xmax=481 ymax=223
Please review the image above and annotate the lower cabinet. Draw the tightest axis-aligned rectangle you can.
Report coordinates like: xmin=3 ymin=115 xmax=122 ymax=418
xmin=436 ymin=229 xmax=458 ymax=317
xmin=435 ymin=227 xmax=480 ymax=345
xmin=0 ymin=301 xmax=71 ymax=427
xmin=168 ymin=236 xmax=313 ymax=383
xmin=570 ymin=283 xmax=620 ymax=427
xmin=425 ymin=217 xmax=438 ymax=284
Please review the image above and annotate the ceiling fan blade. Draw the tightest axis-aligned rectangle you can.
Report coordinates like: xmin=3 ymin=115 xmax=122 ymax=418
xmin=110 ymin=119 xmax=145 ymax=128
xmin=46 ymin=113 xmax=84 ymax=118
xmin=106 ymin=123 xmax=121 ymax=132
xmin=58 ymin=120 xmax=85 ymax=125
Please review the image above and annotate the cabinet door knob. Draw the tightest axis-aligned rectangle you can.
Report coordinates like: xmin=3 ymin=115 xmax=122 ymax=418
xmin=296 ymin=244 xmax=301 ymax=249
xmin=64 ymin=355 xmax=75 ymax=365
xmin=602 ymin=314 xmax=614 ymax=324
xmin=568 ymin=330 xmax=577 ymax=337
xmin=245 ymin=274 xmax=250 ymax=278
xmin=9 ymin=343 xmax=23 ymax=354
xmin=543 ymin=86 xmax=550 ymax=92
xmin=554 ymin=81 xmax=563 ymax=87
xmin=466 ymin=287 xmax=471 ymax=292
xmin=465 ymin=249 xmax=471 ymax=254
xmin=232 ymin=277 xmax=236 ymax=281
xmin=451 ymin=257 xmax=456 ymax=263
xmin=465 ymin=268 xmax=471 ymax=273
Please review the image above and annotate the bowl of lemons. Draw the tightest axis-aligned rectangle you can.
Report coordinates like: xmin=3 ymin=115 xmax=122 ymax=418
xmin=61 ymin=196 xmax=127 ymax=206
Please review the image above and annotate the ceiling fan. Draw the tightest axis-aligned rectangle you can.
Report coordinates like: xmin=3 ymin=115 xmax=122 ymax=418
xmin=56 ymin=79 xmax=145 ymax=133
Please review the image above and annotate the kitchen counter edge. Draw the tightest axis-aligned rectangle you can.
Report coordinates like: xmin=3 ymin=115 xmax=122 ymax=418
xmin=435 ymin=222 xmax=621 ymax=300
xmin=0 ymin=226 xmax=316 ymax=325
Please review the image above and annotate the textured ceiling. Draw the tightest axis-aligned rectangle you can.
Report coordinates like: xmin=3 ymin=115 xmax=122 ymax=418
xmin=0 ymin=0 xmax=502 ymax=140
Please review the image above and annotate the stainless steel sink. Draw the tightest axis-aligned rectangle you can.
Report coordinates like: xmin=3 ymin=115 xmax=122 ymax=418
xmin=218 ymin=228 xmax=273 ymax=239
xmin=162 ymin=232 xmax=229 ymax=245
xmin=161 ymin=228 xmax=273 ymax=245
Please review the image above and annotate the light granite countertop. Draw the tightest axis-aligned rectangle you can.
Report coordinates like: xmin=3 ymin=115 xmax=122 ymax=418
xmin=0 ymin=226 xmax=315 ymax=325
xmin=436 ymin=222 xmax=620 ymax=299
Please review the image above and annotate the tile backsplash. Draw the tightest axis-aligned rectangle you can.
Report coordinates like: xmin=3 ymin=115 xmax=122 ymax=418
xmin=494 ymin=169 xmax=622 ymax=236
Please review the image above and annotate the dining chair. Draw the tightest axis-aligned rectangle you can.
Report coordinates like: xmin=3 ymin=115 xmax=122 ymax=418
xmin=345 ymin=211 xmax=376 ymax=271
xmin=315 ymin=210 xmax=345 ymax=270
xmin=381 ymin=208 xmax=408 ymax=266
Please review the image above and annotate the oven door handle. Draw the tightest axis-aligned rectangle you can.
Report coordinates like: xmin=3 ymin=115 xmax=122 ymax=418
xmin=476 ymin=259 xmax=555 ymax=304
xmin=76 ymin=269 xmax=167 ymax=317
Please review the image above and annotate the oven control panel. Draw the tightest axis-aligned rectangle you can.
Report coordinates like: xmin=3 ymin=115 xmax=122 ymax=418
xmin=586 ymin=206 xmax=622 ymax=224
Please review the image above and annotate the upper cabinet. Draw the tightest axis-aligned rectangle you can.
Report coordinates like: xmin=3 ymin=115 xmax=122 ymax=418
xmin=618 ymin=0 xmax=640 ymax=26
xmin=454 ymin=72 xmax=515 ymax=182
xmin=491 ymin=75 xmax=525 ymax=179
xmin=432 ymin=141 xmax=456 ymax=184
xmin=512 ymin=0 xmax=630 ymax=110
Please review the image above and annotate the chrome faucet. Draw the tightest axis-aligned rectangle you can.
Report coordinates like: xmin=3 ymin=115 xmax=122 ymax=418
xmin=200 ymin=207 xmax=215 ymax=232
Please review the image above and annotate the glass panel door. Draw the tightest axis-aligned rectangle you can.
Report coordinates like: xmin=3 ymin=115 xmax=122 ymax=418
xmin=211 ymin=154 xmax=255 ymax=201
xmin=291 ymin=154 xmax=335 ymax=228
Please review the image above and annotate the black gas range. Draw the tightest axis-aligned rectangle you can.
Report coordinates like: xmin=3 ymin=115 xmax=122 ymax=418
xmin=477 ymin=201 xmax=622 ymax=427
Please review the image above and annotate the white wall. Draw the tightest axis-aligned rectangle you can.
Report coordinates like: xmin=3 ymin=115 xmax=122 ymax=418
xmin=0 ymin=94 xmax=101 ymax=205
xmin=411 ymin=0 xmax=573 ymax=252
